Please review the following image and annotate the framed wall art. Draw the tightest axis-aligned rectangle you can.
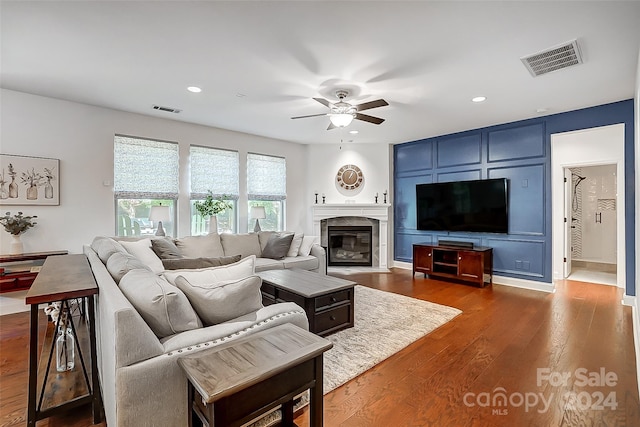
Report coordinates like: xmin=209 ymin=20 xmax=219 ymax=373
xmin=0 ymin=154 xmax=60 ymax=206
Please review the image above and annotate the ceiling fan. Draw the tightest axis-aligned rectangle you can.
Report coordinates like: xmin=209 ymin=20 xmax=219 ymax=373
xmin=291 ymin=90 xmax=388 ymax=130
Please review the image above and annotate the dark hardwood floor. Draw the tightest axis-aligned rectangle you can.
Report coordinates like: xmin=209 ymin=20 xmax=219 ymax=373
xmin=1 ymin=268 xmax=638 ymax=426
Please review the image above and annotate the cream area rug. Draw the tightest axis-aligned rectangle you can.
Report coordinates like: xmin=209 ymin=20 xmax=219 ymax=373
xmin=249 ymin=285 xmax=462 ymax=426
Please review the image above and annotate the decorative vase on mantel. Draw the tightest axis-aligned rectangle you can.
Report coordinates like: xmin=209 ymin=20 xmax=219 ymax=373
xmin=10 ymin=234 xmax=23 ymax=254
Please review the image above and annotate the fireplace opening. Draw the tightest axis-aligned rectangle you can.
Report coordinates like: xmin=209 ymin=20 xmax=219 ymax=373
xmin=328 ymin=226 xmax=372 ymax=267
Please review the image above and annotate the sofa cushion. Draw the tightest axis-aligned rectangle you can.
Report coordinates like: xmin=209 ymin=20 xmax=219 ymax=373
xmin=119 ymin=269 xmax=202 ymax=338
xmin=261 ymin=232 xmax=294 ymax=260
xmin=174 ymin=275 xmax=263 ymax=326
xmin=298 ymin=235 xmax=320 ymax=256
xmin=282 ymin=255 xmax=319 ymax=271
xmin=174 ymin=234 xmax=225 ymax=258
xmin=120 ymin=238 xmax=165 ymax=274
xmin=106 ymin=252 xmax=151 ymax=283
xmin=287 ymin=232 xmax=304 ymax=257
xmin=91 ymin=237 xmax=127 ymax=263
xmin=161 ymin=255 xmax=242 ymax=270
xmin=151 ymin=238 xmax=183 ymax=260
xmin=254 ymin=257 xmax=285 ymax=272
xmin=162 ymin=255 xmax=256 ymax=286
xmin=220 ymin=233 xmax=262 ymax=258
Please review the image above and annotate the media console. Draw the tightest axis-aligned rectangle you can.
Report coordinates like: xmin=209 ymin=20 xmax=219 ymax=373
xmin=413 ymin=243 xmax=493 ymax=287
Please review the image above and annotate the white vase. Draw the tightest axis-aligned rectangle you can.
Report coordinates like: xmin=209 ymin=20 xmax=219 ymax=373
xmin=207 ymin=216 xmax=218 ymax=234
xmin=10 ymin=234 xmax=23 ymax=254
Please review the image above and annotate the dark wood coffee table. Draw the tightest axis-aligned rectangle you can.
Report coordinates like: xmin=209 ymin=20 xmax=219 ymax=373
xmin=258 ymin=269 xmax=356 ymax=336
xmin=177 ymin=323 xmax=332 ymax=427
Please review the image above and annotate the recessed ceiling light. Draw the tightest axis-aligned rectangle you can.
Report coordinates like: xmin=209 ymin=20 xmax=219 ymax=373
xmin=236 ymin=93 xmax=246 ymax=98
xmin=472 ymin=96 xmax=486 ymax=103
xmin=536 ymin=108 xmax=548 ymax=113
xmin=187 ymin=86 xmax=202 ymax=93
xmin=349 ymin=130 xmax=359 ymax=134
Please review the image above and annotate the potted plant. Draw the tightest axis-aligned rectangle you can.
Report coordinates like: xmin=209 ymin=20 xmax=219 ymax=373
xmin=0 ymin=211 xmax=37 ymax=254
xmin=194 ymin=191 xmax=232 ymax=234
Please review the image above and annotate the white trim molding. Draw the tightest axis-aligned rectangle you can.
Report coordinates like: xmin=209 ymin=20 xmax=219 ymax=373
xmin=622 ymin=294 xmax=640 ymax=399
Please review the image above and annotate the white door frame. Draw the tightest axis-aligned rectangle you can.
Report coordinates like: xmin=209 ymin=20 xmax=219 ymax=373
xmin=551 ymin=124 xmax=625 ymax=288
xmin=563 ymin=167 xmax=572 ymax=278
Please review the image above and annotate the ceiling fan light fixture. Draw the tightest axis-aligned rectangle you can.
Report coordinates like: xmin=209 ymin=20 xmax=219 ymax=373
xmin=329 ymin=113 xmax=355 ymax=127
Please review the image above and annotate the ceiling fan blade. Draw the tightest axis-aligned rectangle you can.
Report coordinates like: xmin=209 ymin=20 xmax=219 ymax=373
xmin=327 ymin=122 xmax=337 ymax=130
xmin=355 ymin=99 xmax=389 ymax=111
xmin=291 ymin=113 xmax=328 ymax=119
xmin=355 ymin=113 xmax=385 ymax=125
xmin=313 ymin=97 xmax=332 ymax=108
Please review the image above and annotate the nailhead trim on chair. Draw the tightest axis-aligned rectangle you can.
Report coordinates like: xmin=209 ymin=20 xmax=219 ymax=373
xmin=165 ymin=310 xmax=305 ymax=356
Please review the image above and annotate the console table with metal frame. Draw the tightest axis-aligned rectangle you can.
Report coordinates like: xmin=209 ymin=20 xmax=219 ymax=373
xmin=25 ymin=254 xmax=102 ymax=427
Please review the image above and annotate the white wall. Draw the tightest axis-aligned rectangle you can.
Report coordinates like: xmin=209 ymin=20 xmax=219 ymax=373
xmin=304 ymin=142 xmax=391 ymax=231
xmin=0 ymin=89 xmax=308 ymax=254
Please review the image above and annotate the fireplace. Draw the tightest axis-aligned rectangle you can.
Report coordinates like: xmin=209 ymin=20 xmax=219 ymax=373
xmin=327 ymin=226 xmax=373 ymax=267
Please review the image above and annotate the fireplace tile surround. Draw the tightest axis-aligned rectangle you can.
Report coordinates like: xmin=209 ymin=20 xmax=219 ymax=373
xmin=312 ymin=204 xmax=390 ymax=269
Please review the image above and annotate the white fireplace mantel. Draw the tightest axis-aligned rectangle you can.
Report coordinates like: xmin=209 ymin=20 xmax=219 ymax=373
xmin=312 ymin=204 xmax=391 ymax=268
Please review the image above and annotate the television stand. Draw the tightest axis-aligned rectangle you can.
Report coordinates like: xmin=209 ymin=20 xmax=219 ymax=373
xmin=413 ymin=243 xmax=493 ymax=287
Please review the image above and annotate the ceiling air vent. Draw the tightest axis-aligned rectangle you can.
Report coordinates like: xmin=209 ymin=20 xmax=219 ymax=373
xmin=152 ymin=105 xmax=182 ymax=114
xmin=520 ymin=39 xmax=583 ymax=77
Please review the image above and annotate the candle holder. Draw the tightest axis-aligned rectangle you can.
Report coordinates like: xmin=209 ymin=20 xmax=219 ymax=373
xmin=315 ymin=193 xmax=318 ymax=204
xmin=383 ymin=191 xmax=387 ymax=204
xmin=375 ymin=194 xmax=378 ymax=204
xmin=322 ymin=195 xmax=326 ymax=204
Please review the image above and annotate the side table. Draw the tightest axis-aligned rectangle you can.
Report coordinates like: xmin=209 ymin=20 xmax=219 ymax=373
xmin=178 ymin=323 xmax=332 ymax=427
xmin=25 ymin=254 xmax=102 ymax=427
xmin=0 ymin=250 xmax=68 ymax=293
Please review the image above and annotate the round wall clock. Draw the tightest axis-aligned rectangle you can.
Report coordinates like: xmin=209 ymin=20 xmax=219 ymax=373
xmin=336 ymin=164 xmax=364 ymax=190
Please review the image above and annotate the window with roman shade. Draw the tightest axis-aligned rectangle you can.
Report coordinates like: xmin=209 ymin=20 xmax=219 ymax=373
xmin=113 ymin=135 xmax=178 ymax=236
xmin=247 ymin=153 xmax=286 ymax=231
xmin=190 ymin=145 xmax=239 ymax=234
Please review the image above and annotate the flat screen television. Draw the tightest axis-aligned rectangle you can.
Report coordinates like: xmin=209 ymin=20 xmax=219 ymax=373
xmin=416 ymin=178 xmax=508 ymax=233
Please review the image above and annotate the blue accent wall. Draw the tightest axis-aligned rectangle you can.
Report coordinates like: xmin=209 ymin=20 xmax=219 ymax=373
xmin=394 ymin=99 xmax=635 ymax=296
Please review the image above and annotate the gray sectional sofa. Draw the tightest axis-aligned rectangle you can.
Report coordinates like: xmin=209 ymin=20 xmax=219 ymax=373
xmin=84 ymin=232 xmax=325 ymax=427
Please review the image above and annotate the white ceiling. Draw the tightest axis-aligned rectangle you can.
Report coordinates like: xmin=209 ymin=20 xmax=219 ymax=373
xmin=2 ymin=1 xmax=639 ymax=145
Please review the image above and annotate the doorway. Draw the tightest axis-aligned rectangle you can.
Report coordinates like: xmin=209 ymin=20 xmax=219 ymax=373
xmin=564 ymin=164 xmax=617 ymax=285
xmin=551 ymin=123 xmax=625 ymax=289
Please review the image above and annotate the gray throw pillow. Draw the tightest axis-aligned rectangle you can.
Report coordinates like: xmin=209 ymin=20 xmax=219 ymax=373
xmin=106 ymin=252 xmax=151 ymax=283
xmin=151 ymin=238 xmax=183 ymax=260
xmin=119 ymin=269 xmax=202 ymax=338
xmin=261 ymin=232 xmax=295 ymax=260
xmin=174 ymin=275 xmax=264 ymax=326
xmin=161 ymin=255 xmax=242 ymax=270
xmin=91 ymin=237 xmax=127 ymax=263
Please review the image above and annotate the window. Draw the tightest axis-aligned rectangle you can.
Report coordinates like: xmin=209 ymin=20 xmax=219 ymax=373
xmin=190 ymin=146 xmax=239 ymax=234
xmin=114 ymin=135 xmax=178 ymax=237
xmin=247 ymin=153 xmax=286 ymax=231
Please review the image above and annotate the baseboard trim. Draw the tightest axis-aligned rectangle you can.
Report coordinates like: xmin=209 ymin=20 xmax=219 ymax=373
xmin=391 ymin=261 xmax=555 ymax=293
xmin=623 ymin=294 xmax=640 ymax=400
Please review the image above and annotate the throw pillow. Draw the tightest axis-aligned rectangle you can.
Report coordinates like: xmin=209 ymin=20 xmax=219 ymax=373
xmin=119 ymin=269 xmax=202 ymax=338
xmin=298 ymin=235 xmax=320 ymax=256
xmin=106 ymin=252 xmax=151 ymax=283
xmin=261 ymin=233 xmax=295 ymax=260
xmin=286 ymin=232 xmax=304 ymax=257
xmin=174 ymin=234 xmax=225 ymax=258
xmin=162 ymin=255 xmax=256 ymax=286
xmin=91 ymin=237 xmax=127 ymax=263
xmin=151 ymin=238 xmax=183 ymax=260
xmin=257 ymin=231 xmax=275 ymax=252
xmin=120 ymin=238 xmax=165 ymax=274
xmin=174 ymin=275 xmax=263 ymax=325
xmin=161 ymin=255 xmax=242 ymax=270
xmin=220 ymin=233 xmax=262 ymax=258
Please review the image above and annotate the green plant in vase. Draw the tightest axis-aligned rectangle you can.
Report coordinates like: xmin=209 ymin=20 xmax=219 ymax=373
xmin=1 ymin=211 xmax=38 ymax=254
xmin=194 ymin=191 xmax=233 ymax=234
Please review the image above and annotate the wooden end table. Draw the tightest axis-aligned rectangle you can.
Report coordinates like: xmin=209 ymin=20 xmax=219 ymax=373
xmin=258 ymin=269 xmax=356 ymax=336
xmin=0 ymin=250 xmax=68 ymax=293
xmin=178 ymin=323 xmax=332 ymax=427
xmin=25 ymin=254 xmax=102 ymax=427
